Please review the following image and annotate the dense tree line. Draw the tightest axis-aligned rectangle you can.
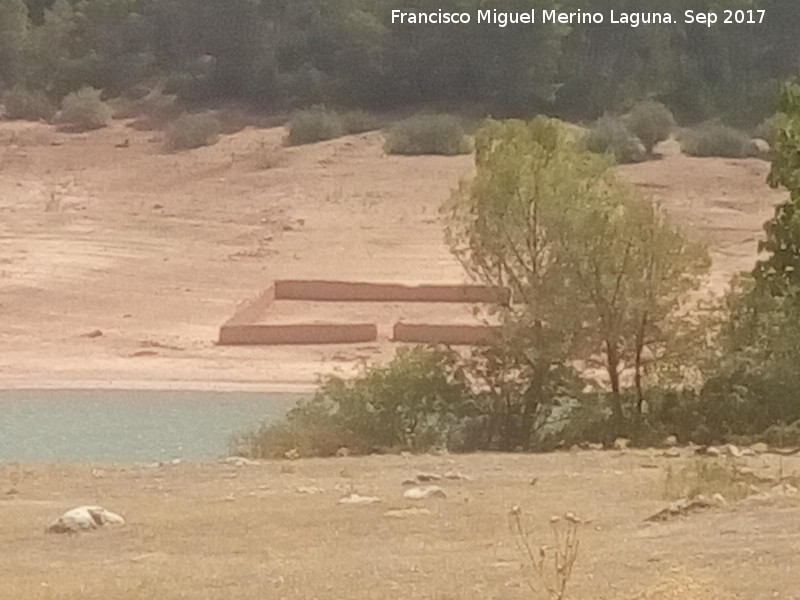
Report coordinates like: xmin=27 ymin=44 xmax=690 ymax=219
xmin=0 ymin=0 xmax=798 ymax=124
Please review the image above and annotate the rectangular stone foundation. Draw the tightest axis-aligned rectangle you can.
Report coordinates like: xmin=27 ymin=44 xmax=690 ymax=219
xmin=219 ymin=323 xmax=378 ymax=345
xmin=392 ymin=323 xmax=500 ymax=346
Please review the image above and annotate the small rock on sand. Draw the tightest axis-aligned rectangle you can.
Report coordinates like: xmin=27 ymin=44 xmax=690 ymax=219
xmin=46 ymin=506 xmax=125 ymax=534
xmin=222 ymin=456 xmax=259 ymax=467
xmin=403 ymin=486 xmax=446 ymax=500
xmin=415 ymin=472 xmax=442 ymax=482
xmin=337 ymin=493 xmax=381 ymax=505
xmin=296 ymin=486 xmax=324 ymax=495
xmin=613 ymin=438 xmax=630 ymax=451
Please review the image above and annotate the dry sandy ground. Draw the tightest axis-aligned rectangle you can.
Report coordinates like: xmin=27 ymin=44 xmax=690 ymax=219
xmin=0 ymin=119 xmax=786 ymax=390
xmin=2 ymin=450 xmax=799 ymax=599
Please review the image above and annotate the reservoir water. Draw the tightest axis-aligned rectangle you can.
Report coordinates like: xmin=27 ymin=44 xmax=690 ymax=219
xmin=0 ymin=389 xmax=301 ymax=463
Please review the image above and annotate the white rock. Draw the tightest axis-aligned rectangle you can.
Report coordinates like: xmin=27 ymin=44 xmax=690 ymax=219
xmin=295 ymin=486 xmax=324 ymax=495
xmin=725 ymin=444 xmax=743 ymax=458
xmin=443 ymin=471 xmax=472 ymax=481
xmin=662 ymin=448 xmax=681 ymax=458
xmin=337 ymin=493 xmax=381 ymax=505
xmin=664 ymin=435 xmax=678 ymax=447
xmin=46 ymin=506 xmax=125 ymax=534
xmin=403 ymin=485 xmax=446 ymax=500
xmin=613 ymin=438 xmax=630 ymax=451
xmin=751 ymin=442 xmax=769 ymax=454
xmin=706 ymin=446 xmax=722 ymax=457
xmin=222 ymin=456 xmax=259 ymax=466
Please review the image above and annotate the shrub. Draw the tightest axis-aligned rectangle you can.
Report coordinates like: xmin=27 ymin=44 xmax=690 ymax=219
xmin=3 ymin=86 xmax=56 ymax=121
xmin=286 ymin=105 xmax=344 ymax=145
xmin=754 ymin=111 xmax=789 ymax=147
xmin=385 ymin=114 xmax=472 ymax=155
xmin=585 ymin=115 xmax=647 ymax=163
xmin=58 ymin=86 xmax=112 ymax=131
xmin=625 ymin=100 xmax=676 ymax=153
xmin=341 ymin=109 xmax=381 ymax=134
xmin=164 ymin=111 xmax=220 ymax=150
xmin=232 ymin=346 xmax=472 ymax=458
xmin=662 ymin=458 xmax=751 ymax=502
xmin=679 ymin=123 xmax=751 ymax=158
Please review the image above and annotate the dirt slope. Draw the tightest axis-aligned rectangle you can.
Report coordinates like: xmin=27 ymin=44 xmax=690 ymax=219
xmin=0 ymin=122 xmax=786 ymax=390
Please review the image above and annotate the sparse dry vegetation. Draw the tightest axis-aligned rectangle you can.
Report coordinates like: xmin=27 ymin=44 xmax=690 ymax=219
xmin=57 ymin=86 xmax=112 ymax=131
xmin=679 ymin=123 xmax=751 ymax=158
xmin=164 ymin=111 xmax=221 ymax=150
xmin=385 ymin=114 xmax=472 ymax=156
xmin=286 ymin=105 xmax=345 ymax=145
xmin=585 ymin=116 xmax=647 ymax=164
xmin=2 ymin=86 xmax=55 ymax=121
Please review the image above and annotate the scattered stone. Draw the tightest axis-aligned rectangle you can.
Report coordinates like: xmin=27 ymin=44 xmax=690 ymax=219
xmin=587 ymin=442 xmax=604 ymax=451
xmin=399 ymin=451 xmax=412 ymax=458
xmin=337 ymin=493 xmax=381 ymax=505
xmin=740 ymin=447 xmax=756 ymax=457
xmin=415 ymin=472 xmax=442 ymax=482
xmin=747 ymin=138 xmax=771 ymax=159
xmin=46 ymin=506 xmax=125 ymax=534
xmin=664 ymin=435 xmax=678 ymax=447
xmin=170 ymin=458 xmax=183 ymax=466
xmin=5 ymin=487 xmax=20 ymax=496
xmin=82 ymin=329 xmax=103 ymax=338
xmin=91 ymin=468 xmax=106 ymax=478
xmin=706 ymin=446 xmax=722 ymax=457
xmin=662 ymin=448 xmax=681 ymax=458
xmin=645 ymin=495 xmax=723 ymax=522
xmin=284 ymin=449 xmax=300 ymax=460
xmin=770 ymin=483 xmax=799 ymax=497
xmin=613 ymin=438 xmax=630 ymax=451
xmin=130 ymin=350 xmax=158 ymax=357
xmin=529 ymin=477 xmax=539 ymax=486
xmin=295 ymin=486 xmax=324 ymax=495
xmin=401 ymin=479 xmax=417 ymax=486
xmin=712 ymin=493 xmax=727 ymax=505
xmin=725 ymin=444 xmax=743 ymax=458
xmin=222 ymin=456 xmax=259 ymax=467
xmin=336 ymin=447 xmax=351 ymax=458
xmin=384 ymin=507 xmax=432 ymax=518
xmin=443 ymin=471 xmax=471 ymax=481
xmin=750 ymin=442 xmax=769 ymax=454
xmin=640 ymin=463 xmax=659 ymax=469
xmin=403 ymin=485 xmax=446 ymax=500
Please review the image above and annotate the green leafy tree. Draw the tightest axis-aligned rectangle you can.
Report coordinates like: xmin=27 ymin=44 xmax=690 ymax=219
xmin=446 ymin=117 xmax=709 ymax=430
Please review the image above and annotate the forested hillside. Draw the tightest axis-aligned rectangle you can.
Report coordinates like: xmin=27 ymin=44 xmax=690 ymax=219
xmin=1 ymin=0 xmax=798 ymax=124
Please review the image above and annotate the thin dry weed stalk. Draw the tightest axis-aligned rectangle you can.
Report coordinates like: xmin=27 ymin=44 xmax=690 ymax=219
xmin=508 ymin=506 xmax=583 ymax=600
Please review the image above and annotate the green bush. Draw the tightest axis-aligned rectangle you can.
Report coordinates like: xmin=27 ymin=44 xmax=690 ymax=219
xmin=385 ymin=114 xmax=472 ymax=156
xmin=341 ymin=109 xmax=381 ymax=134
xmin=286 ymin=105 xmax=344 ymax=145
xmin=625 ymin=100 xmax=676 ymax=153
xmin=754 ymin=111 xmax=789 ymax=147
xmin=585 ymin=116 xmax=647 ymax=164
xmin=164 ymin=111 xmax=220 ymax=150
xmin=58 ymin=86 xmax=112 ymax=131
xmin=3 ymin=86 xmax=56 ymax=121
xmin=232 ymin=346 xmax=472 ymax=458
xmin=679 ymin=123 xmax=751 ymax=158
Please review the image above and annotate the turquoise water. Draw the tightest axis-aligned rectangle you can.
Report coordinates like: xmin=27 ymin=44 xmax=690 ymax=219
xmin=0 ymin=390 xmax=301 ymax=463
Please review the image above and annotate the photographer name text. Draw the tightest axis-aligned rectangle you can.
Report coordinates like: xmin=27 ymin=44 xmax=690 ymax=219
xmin=390 ymin=9 xmax=766 ymax=28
